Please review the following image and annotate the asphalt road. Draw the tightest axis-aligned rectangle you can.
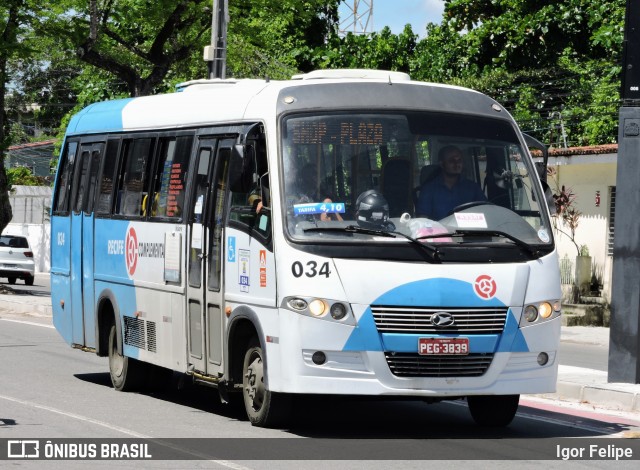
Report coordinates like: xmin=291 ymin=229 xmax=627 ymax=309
xmin=1 ymin=318 xmax=639 ymax=468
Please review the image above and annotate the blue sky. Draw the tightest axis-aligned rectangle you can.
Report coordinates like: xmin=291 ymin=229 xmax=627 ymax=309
xmin=339 ymin=0 xmax=446 ymax=36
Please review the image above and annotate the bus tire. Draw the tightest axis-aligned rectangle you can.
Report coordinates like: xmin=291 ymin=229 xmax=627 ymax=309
xmin=108 ymin=323 xmax=145 ymax=392
xmin=242 ymin=337 xmax=291 ymax=427
xmin=467 ymin=394 xmax=520 ymax=427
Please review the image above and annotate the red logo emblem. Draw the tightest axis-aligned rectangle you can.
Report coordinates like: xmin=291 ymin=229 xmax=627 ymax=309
xmin=474 ymin=274 xmax=497 ymax=300
xmin=125 ymin=227 xmax=138 ymax=276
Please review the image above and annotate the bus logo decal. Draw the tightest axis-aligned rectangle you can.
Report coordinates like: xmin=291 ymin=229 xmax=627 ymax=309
xmin=474 ymin=274 xmax=497 ymax=300
xmin=125 ymin=227 xmax=138 ymax=276
xmin=431 ymin=312 xmax=455 ymax=327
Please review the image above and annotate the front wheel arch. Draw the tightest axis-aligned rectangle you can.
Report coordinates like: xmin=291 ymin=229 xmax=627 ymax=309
xmin=226 ymin=307 xmax=266 ymax=387
xmin=96 ymin=291 xmax=121 ymax=357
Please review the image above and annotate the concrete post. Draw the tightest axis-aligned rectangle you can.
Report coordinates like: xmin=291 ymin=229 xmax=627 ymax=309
xmin=608 ymin=106 xmax=640 ymax=383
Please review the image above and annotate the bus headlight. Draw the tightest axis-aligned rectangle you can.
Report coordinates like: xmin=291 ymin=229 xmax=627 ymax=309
xmin=539 ymin=302 xmax=553 ymax=319
xmin=282 ymin=296 xmax=354 ymax=324
xmin=309 ymin=299 xmax=328 ymax=317
xmin=288 ymin=298 xmax=308 ymax=311
xmin=520 ymin=300 xmax=562 ymax=327
xmin=524 ymin=305 xmax=538 ymax=322
xmin=330 ymin=303 xmax=348 ymax=320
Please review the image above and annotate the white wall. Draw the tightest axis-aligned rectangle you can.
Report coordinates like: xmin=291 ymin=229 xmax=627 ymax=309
xmin=546 ymin=154 xmax=617 ymax=300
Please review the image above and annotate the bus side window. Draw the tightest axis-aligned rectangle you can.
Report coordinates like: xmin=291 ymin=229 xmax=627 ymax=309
xmin=96 ymin=139 xmax=120 ymax=215
xmin=85 ymin=148 xmax=103 ymax=214
xmin=116 ymin=138 xmax=154 ymax=217
xmin=72 ymin=149 xmax=92 ymax=213
xmin=150 ymin=135 xmax=193 ymax=220
xmin=228 ymin=138 xmax=271 ymax=245
xmin=53 ymin=141 xmax=78 ymax=214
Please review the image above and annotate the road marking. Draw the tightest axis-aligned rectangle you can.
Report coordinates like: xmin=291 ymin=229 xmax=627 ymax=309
xmin=0 ymin=393 xmax=148 ymax=437
xmin=0 ymin=318 xmax=54 ymax=329
xmin=0 ymin=394 xmax=253 ymax=469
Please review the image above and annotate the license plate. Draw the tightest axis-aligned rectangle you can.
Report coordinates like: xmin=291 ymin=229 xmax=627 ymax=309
xmin=2 ymin=264 xmax=17 ymax=268
xmin=418 ymin=337 xmax=469 ymax=355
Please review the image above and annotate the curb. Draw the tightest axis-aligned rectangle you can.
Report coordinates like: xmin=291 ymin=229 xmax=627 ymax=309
xmin=556 ymin=382 xmax=640 ymax=412
xmin=0 ymin=296 xmax=52 ymax=316
xmin=537 ymin=366 xmax=640 ymax=413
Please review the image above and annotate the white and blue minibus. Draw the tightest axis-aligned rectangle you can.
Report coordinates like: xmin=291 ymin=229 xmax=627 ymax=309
xmin=51 ymin=69 xmax=562 ymax=427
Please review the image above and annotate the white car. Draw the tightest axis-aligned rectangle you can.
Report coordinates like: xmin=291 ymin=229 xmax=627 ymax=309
xmin=0 ymin=235 xmax=35 ymax=285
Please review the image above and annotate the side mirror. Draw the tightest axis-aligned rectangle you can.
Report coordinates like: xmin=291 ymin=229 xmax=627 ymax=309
xmin=228 ymin=144 xmax=252 ymax=193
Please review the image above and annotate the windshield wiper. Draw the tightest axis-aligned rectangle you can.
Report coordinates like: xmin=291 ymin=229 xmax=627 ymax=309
xmin=304 ymin=225 xmax=442 ymax=262
xmin=416 ymin=229 xmax=540 ymax=257
xmin=304 ymin=225 xmax=395 ymax=237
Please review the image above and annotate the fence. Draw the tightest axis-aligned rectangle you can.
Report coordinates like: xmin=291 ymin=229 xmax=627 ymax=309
xmin=559 ymin=256 xmax=575 ymax=285
xmin=8 ymin=185 xmax=51 ymax=224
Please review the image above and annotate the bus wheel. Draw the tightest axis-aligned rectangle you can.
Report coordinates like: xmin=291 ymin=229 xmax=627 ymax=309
xmin=108 ymin=323 xmax=144 ymax=392
xmin=467 ymin=394 xmax=520 ymax=427
xmin=242 ymin=338 xmax=291 ymax=427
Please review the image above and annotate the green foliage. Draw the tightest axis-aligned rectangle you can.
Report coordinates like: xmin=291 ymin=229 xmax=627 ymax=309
xmin=321 ymin=25 xmax=417 ymax=72
xmin=6 ymin=165 xmax=44 ymax=187
xmin=3 ymin=0 xmax=629 ymax=151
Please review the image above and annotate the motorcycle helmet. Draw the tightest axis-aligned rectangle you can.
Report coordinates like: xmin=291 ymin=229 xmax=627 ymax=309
xmin=355 ymin=190 xmax=390 ymax=228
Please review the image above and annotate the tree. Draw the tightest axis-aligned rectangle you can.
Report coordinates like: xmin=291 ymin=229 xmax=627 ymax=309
xmin=42 ymin=0 xmax=212 ymax=97
xmin=1 ymin=1 xmax=33 ymax=234
xmin=228 ymin=0 xmax=340 ymax=76
xmin=38 ymin=0 xmax=341 ymax=99
xmin=439 ymin=0 xmax=624 ymax=72
xmin=410 ymin=0 xmax=625 ymax=146
xmin=321 ymin=25 xmax=417 ymax=72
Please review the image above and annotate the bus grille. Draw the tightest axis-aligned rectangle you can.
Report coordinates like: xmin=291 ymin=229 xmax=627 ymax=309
xmin=146 ymin=321 xmax=157 ymax=353
xmin=124 ymin=316 xmax=157 ymax=353
xmin=385 ymin=352 xmax=493 ymax=377
xmin=371 ymin=306 xmax=508 ymax=335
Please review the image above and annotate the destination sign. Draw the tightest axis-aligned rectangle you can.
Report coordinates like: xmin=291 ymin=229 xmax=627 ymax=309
xmin=288 ymin=120 xmax=386 ymax=145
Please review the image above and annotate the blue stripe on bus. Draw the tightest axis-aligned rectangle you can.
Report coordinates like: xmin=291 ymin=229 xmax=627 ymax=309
xmin=371 ymin=278 xmax=506 ymax=308
xmin=343 ymin=278 xmax=529 ymax=353
xmin=66 ymin=98 xmax=134 ymax=135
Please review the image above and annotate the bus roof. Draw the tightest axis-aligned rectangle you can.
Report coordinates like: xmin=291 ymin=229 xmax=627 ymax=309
xmin=64 ymin=70 xmax=493 ymax=137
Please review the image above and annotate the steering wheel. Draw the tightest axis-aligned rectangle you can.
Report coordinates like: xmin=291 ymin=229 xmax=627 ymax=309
xmin=448 ymin=200 xmax=495 ymax=216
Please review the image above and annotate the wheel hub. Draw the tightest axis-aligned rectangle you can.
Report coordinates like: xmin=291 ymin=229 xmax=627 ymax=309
xmin=244 ymin=353 xmax=264 ymax=410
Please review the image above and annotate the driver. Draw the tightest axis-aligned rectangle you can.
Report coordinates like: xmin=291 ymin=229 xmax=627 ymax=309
xmin=416 ymin=145 xmax=485 ymax=220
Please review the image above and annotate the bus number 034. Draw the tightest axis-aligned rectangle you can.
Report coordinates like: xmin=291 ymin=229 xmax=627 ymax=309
xmin=292 ymin=261 xmax=330 ymax=278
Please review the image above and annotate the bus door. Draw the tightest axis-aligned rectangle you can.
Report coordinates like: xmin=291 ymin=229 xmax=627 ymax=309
xmin=69 ymin=141 xmax=104 ymax=347
xmin=186 ymin=138 xmax=231 ymax=377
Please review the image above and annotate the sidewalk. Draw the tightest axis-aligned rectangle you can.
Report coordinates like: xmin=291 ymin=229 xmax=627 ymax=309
xmin=1 ymin=290 xmax=639 ymax=414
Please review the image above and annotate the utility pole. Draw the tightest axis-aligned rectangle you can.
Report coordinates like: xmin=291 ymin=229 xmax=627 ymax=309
xmin=204 ymin=0 xmax=228 ymax=79
xmin=608 ymin=0 xmax=640 ymax=384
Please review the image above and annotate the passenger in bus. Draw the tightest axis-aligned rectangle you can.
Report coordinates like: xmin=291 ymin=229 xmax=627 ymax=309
xmin=287 ymin=163 xmax=342 ymax=220
xmin=415 ymin=145 xmax=485 ymax=220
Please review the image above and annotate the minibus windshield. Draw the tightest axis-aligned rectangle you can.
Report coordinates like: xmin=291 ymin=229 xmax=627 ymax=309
xmin=281 ymin=112 xmax=553 ymax=250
